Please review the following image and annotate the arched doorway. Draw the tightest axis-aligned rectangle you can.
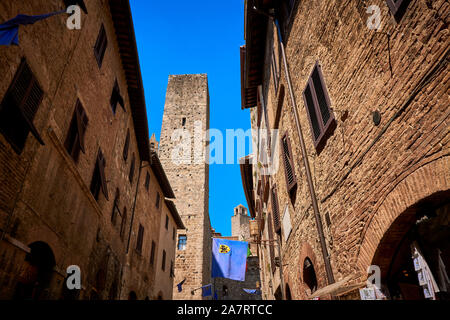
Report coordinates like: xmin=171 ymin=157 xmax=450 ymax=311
xmin=303 ymin=257 xmax=317 ymax=294
xmin=128 ymin=291 xmax=137 ymax=300
xmin=372 ymin=191 xmax=450 ymax=300
xmin=285 ymin=283 xmax=292 ymax=300
xmin=14 ymin=241 xmax=56 ymax=300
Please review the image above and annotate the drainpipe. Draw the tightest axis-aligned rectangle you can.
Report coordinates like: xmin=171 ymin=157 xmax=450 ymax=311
xmin=274 ymin=19 xmax=335 ymax=286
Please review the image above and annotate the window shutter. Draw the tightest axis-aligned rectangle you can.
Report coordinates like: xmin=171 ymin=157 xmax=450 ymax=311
xmin=97 ymin=150 xmax=109 ymax=200
xmin=303 ymin=62 xmax=334 ymax=148
xmin=123 ymin=130 xmax=130 ymax=161
xmin=1 ymin=60 xmax=45 ymax=148
xmin=281 ymin=133 xmax=297 ymax=192
xmin=94 ymin=24 xmax=107 ymax=68
xmin=386 ymin=0 xmax=409 ymax=18
xmin=75 ymin=101 xmax=87 ymax=153
xmin=63 ymin=0 xmax=88 ymax=14
xmin=129 ymin=154 xmax=135 ymax=183
xmin=271 ymin=185 xmax=281 ymax=234
xmin=267 ymin=212 xmax=275 ymax=273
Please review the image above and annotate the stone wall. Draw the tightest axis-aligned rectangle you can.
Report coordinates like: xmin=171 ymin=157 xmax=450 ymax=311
xmin=250 ymin=0 xmax=449 ymax=299
xmin=159 ymin=74 xmax=212 ymax=300
xmin=0 ymin=0 xmax=169 ymax=300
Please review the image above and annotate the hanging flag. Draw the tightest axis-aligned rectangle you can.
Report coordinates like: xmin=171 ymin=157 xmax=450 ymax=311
xmin=212 ymin=238 xmax=248 ymax=281
xmin=176 ymin=278 xmax=186 ymax=292
xmin=201 ymin=284 xmax=212 ymax=297
xmin=0 ymin=10 xmax=65 ymax=46
xmin=213 ymin=289 xmax=218 ymax=300
xmin=243 ymin=288 xmax=261 ymax=295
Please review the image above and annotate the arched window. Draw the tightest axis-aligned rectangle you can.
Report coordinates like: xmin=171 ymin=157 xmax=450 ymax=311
xmin=303 ymin=257 xmax=317 ymax=293
xmin=128 ymin=291 xmax=137 ymax=300
xmin=222 ymin=285 xmax=228 ymax=297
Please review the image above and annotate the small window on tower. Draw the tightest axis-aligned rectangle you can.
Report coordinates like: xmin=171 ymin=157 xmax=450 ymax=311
xmin=181 ymin=117 xmax=186 ymax=127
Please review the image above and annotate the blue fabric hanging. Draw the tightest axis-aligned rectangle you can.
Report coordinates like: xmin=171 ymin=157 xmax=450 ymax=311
xmin=0 ymin=10 xmax=65 ymax=46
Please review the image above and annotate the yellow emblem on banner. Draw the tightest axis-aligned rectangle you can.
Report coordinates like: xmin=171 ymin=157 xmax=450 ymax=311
xmin=219 ymin=244 xmax=230 ymax=254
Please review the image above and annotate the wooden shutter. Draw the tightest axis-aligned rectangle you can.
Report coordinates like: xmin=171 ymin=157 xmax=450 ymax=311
xmin=150 ymin=240 xmax=155 ymax=265
xmin=281 ymin=132 xmax=297 ymax=193
xmin=97 ymin=150 xmax=109 ymax=200
xmin=75 ymin=101 xmax=87 ymax=153
xmin=136 ymin=224 xmax=144 ymax=253
xmin=63 ymin=0 xmax=88 ymax=13
xmin=303 ymin=62 xmax=334 ymax=148
xmin=94 ymin=24 xmax=107 ymax=68
xmin=0 ymin=59 xmax=44 ymax=150
xmin=386 ymin=0 xmax=410 ymax=18
xmin=120 ymin=207 xmax=127 ymax=239
xmin=123 ymin=130 xmax=130 ymax=161
xmin=267 ymin=212 xmax=275 ymax=273
xmin=271 ymin=185 xmax=281 ymax=234
xmin=110 ymin=80 xmax=124 ymax=113
xmin=129 ymin=153 xmax=135 ymax=183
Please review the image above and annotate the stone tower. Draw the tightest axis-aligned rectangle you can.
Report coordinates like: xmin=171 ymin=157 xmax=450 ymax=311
xmin=159 ymin=74 xmax=211 ymax=300
xmin=232 ymin=204 xmax=250 ymax=241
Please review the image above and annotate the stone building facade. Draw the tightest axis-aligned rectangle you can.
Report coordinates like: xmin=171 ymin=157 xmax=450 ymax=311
xmin=0 ymin=0 xmax=182 ymax=300
xmin=241 ymin=0 xmax=449 ymax=300
xmin=159 ymin=74 xmax=212 ymax=300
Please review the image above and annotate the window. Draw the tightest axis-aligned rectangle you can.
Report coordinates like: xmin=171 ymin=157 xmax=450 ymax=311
xmin=94 ymin=24 xmax=107 ymax=68
xmin=0 ymin=59 xmax=44 ymax=154
xmin=120 ymin=207 xmax=127 ymax=240
xmin=267 ymin=213 xmax=276 ymax=274
xmin=145 ymin=172 xmax=150 ymax=191
xmin=170 ymin=261 xmax=174 ymax=278
xmin=271 ymin=185 xmax=281 ymax=234
xmin=65 ymin=100 xmax=88 ymax=162
xmin=281 ymin=133 xmax=297 ymax=197
xmin=181 ymin=117 xmax=186 ymax=126
xmin=150 ymin=240 xmax=156 ymax=266
xmin=155 ymin=192 xmax=160 ymax=209
xmin=165 ymin=215 xmax=169 ymax=230
xmin=63 ymin=0 xmax=88 ymax=13
xmin=303 ymin=258 xmax=318 ymax=293
xmin=136 ymin=224 xmax=144 ymax=254
xmin=129 ymin=153 xmax=135 ymax=183
xmin=161 ymin=250 xmax=166 ymax=271
xmin=386 ymin=0 xmax=411 ymax=21
xmin=111 ymin=189 xmax=120 ymax=226
xmin=110 ymin=80 xmax=124 ymax=114
xmin=172 ymin=227 xmax=176 ymax=241
xmin=90 ymin=149 xmax=109 ymax=200
xmin=303 ymin=62 xmax=335 ymax=149
xmin=177 ymin=235 xmax=187 ymax=251
xmin=123 ymin=130 xmax=130 ymax=161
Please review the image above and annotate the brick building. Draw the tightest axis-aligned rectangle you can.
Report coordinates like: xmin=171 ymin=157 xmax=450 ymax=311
xmin=240 ymin=0 xmax=449 ymax=300
xmin=159 ymin=74 xmax=212 ymax=300
xmin=0 ymin=0 xmax=182 ymax=300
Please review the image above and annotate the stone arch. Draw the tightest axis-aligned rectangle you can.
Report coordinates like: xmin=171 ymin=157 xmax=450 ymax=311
xmin=14 ymin=241 xmax=56 ymax=300
xmin=296 ymin=242 xmax=323 ymax=298
xmin=357 ymin=156 xmax=449 ymax=277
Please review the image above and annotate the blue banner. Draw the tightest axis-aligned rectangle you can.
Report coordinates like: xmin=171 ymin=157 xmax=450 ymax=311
xmin=0 ymin=11 xmax=65 ymax=46
xmin=211 ymin=238 xmax=248 ymax=281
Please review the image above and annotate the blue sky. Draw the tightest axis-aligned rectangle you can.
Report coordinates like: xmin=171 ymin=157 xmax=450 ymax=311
xmin=130 ymin=0 xmax=251 ymax=236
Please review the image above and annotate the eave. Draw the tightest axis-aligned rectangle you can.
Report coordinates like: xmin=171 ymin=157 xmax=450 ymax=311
xmin=151 ymin=151 xmax=175 ymax=199
xmin=109 ymin=0 xmax=150 ymax=161
xmin=165 ymin=199 xmax=185 ymax=230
